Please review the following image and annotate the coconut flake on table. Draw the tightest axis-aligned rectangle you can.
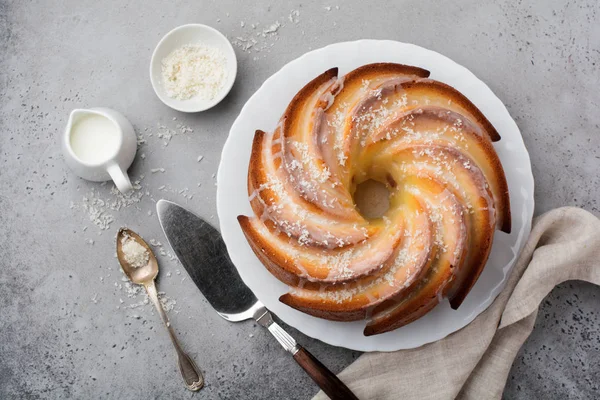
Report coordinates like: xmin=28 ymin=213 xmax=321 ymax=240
xmin=161 ymin=44 xmax=228 ymax=101
xmin=262 ymin=21 xmax=281 ymax=34
xmin=231 ymin=19 xmax=286 ymax=55
xmin=80 ymin=182 xmax=145 ymax=231
xmin=117 ymin=277 xmax=179 ymax=314
xmin=148 ymin=122 xmax=193 ymax=147
xmin=288 ymin=10 xmax=300 ymax=24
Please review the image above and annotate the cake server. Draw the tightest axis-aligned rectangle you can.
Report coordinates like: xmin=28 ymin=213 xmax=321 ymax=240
xmin=156 ymin=199 xmax=358 ymax=400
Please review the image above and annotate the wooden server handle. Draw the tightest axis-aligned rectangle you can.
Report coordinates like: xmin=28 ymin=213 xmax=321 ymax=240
xmin=293 ymin=346 xmax=359 ymax=400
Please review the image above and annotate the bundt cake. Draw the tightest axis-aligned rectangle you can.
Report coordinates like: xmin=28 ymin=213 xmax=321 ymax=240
xmin=237 ymin=63 xmax=511 ymax=336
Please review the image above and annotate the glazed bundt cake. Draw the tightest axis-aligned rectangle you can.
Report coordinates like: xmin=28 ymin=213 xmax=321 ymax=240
xmin=238 ymin=63 xmax=510 ymax=336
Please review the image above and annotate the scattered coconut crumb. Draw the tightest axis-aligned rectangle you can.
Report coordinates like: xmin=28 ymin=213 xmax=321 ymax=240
xmin=117 ymin=276 xmax=179 ymax=314
xmin=232 ymin=19 xmax=284 ymax=55
xmin=79 ymin=180 xmax=144 ymax=231
xmin=151 ymin=168 xmax=165 ymax=173
xmin=197 ymin=155 xmax=204 ymax=162
xmin=289 ymin=10 xmax=300 ymax=23
xmin=159 ymin=293 xmax=177 ymax=312
xmin=263 ymin=21 xmax=281 ymax=34
xmin=151 ymin=122 xmax=194 ymax=147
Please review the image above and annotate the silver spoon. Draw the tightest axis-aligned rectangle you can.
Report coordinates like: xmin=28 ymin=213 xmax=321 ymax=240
xmin=116 ymin=227 xmax=204 ymax=391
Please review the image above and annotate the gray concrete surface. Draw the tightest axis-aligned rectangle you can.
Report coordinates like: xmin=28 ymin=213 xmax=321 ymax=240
xmin=0 ymin=0 xmax=598 ymax=399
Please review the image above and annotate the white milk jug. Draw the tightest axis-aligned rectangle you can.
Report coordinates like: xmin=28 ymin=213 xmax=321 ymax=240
xmin=62 ymin=108 xmax=137 ymax=193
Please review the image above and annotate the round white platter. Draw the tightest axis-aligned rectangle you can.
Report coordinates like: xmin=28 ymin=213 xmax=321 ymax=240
xmin=217 ymin=40 xmax=534 ymax=351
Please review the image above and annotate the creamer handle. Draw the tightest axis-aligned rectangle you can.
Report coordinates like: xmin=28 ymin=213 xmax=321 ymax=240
xmin=107 ymin=163 xmax=133 ymax=194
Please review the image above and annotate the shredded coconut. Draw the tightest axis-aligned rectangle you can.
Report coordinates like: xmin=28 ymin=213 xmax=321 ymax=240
xmin=79 ymin=179 xmax=144 ymax=231
xmin=263 ymin=21 xmax=281 ymax=34
xmin=121 ymin=234 xmax=150 ymax=269
xmin=161 ymin=44 xmax=228 ymax=101
xmin=231 ymin=19 xmax=284 ymax=55
xmin=288 ymin=10 xmax=300 ymax=23
xmin=118 ymin=277 xmax=178 ymax=314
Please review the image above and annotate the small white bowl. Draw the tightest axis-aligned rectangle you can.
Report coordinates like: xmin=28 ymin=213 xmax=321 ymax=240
xmin=150 ymin=24 xmax=237 ymax=113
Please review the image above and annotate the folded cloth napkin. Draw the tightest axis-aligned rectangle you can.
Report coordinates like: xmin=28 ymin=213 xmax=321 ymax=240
xmin=314 ymin=207 xmax=600 ymax=400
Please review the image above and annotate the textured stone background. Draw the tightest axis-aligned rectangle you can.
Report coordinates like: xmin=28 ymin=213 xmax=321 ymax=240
xmin=0 ymin=0 xmax=598 ymax=399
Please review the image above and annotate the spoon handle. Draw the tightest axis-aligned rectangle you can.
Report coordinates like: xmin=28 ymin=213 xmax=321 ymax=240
xmin=145 ymin=281 xmax=204 ymax=391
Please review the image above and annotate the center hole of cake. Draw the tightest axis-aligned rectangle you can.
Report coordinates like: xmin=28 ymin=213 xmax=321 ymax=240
xmin=354 ymin=179 xmax=391 ymax=219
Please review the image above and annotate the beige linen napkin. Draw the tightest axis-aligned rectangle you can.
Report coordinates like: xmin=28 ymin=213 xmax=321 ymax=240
xmin=314 ymin=207 xmax=600 ymax=400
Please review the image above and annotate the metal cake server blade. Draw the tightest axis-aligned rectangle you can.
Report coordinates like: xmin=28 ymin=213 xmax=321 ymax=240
xmin=156 ymin=199 xmax=256 ymax=320
xmin=156 ymin=199 xmax=358 ymax=400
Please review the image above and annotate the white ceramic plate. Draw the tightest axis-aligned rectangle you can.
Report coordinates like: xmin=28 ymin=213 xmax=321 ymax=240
xmin=217 ymin=40 xmax=534 ymax=352
xmin=150 ymin=24 xmax=237 ymax=113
